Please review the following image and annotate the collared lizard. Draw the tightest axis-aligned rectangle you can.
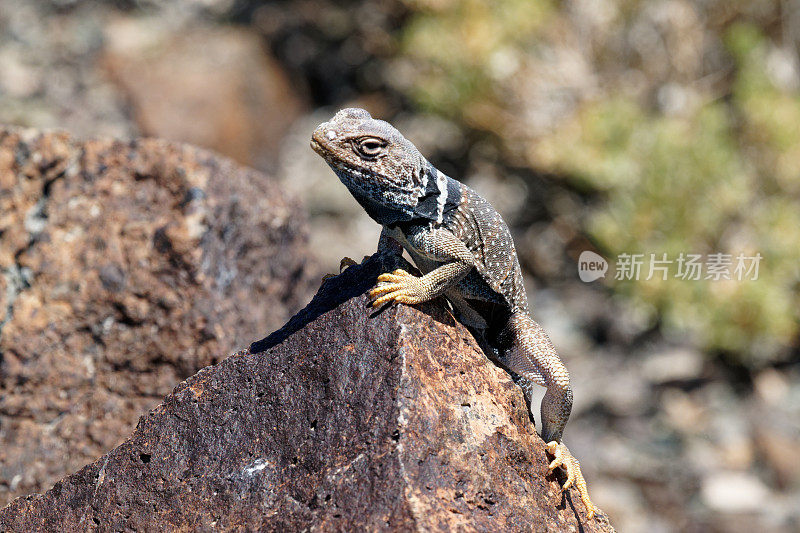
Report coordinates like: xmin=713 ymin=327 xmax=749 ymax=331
xmin=311 ymin=108 xmax=598 ymax=520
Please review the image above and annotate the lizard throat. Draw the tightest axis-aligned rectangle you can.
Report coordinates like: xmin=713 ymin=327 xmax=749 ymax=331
xmin=329 ymin=163 xmax=421 ymax=225
xmin=324 ymin=157 xmax=460 ymax=227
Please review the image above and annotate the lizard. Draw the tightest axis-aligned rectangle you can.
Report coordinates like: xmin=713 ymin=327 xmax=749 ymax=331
xmin=310 ymin=107 xmax=599 ymax=520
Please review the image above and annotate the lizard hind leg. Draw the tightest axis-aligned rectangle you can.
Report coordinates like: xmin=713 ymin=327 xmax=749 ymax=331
xmin=321 ymin=257 xmax=359 ymax=282
xmin=500 ymin=311 xmax=599 ymax=520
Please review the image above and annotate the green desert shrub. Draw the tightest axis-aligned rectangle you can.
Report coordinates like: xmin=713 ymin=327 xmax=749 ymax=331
xmin=398 ymin=0 xmax=554 ymax=127
xmin=535 ymin=96 xmax=798 ymax=361
xmin=398 ymin=5 xmax=799 ymax=363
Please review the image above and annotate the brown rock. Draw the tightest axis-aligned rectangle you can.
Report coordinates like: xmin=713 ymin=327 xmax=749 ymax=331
xmin=0 ymin=126 xmax=315 ymax=506
xmin=0 ymin=273 xmax=6 ymax=326
xmin=102 ymin=20 xmax=304 ymax=168
xmin=0 ymin=255 xmax=613 ymax=531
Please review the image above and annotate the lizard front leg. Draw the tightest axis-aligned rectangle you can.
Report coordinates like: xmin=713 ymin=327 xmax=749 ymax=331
xmin=500 ymin=311 xmax=599 ymax=520
xmin=369 ymin=226 xmax=474 ymax=308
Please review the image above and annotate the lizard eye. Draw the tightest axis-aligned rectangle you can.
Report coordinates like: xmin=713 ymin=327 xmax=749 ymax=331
xmin=353 ymin=137 xmax=387 ymax=159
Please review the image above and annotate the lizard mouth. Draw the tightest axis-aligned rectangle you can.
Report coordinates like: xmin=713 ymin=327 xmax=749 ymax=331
xmin=310 ymin=125 xmax=336 ymax=158
xmin=310 ymin=138 xmax=339 ymax=167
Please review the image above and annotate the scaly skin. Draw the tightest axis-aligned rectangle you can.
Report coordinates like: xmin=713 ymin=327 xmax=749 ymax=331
xmin=311 ymin=108 xmax=599 ymax=520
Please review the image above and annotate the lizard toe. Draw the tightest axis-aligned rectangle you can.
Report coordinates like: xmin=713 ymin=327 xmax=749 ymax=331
xmin=322 ymin=256 xmax=359 ymax=282
xmin=339 ymin=256 xmax=358 ymax=272
xmin=546 ymin=442 xmax=599 ymax=521
xmin=369 ymin=284 xmax=398 ymax=298
xmin=371 ymin=270 xmax=424 ymax=307
xmin=377 ymin=269 xmax=415 ymax=283
xmin=371 ymin=288 xmax=411 ymax=308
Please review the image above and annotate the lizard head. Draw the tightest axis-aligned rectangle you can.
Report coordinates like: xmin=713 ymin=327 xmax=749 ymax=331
xmin=311 ymin=108 xmax=445 ymax=225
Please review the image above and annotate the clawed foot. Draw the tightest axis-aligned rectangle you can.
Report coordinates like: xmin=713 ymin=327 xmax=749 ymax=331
xmin=321 ymin=257 xmax=359 ymax=281
xmin=368 ymin=269 xmax=424 ymax=308
xmin=546 ymin=441 xmax=598 ymax=520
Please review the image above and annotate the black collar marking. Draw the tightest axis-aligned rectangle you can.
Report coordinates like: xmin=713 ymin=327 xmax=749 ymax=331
xmin=413 ymin=162 xmax=460 ymax=222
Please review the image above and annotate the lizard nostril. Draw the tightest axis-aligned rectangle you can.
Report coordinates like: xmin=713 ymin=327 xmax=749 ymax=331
xmin=326 ymin=130 xmax=337 ymax=140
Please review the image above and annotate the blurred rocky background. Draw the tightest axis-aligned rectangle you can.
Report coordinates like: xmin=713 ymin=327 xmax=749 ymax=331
xmin=0 ymin=0 xmax=798 ymax=531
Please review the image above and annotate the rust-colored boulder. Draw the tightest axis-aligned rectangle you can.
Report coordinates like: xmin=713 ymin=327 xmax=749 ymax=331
xmin=0 ymin=254 xmax=614 ymax=531
xmin=0 ymin=127 xmax=315 ymax=506
xmin=102 ymin=23 xmax=303 ymax=168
